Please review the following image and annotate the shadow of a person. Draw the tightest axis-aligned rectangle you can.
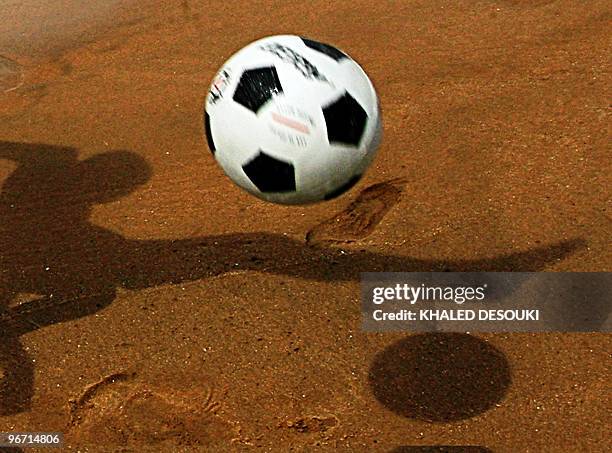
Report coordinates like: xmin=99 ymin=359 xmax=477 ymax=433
xmin=0 ymin=141 xmax=587 ymax=416
xmin=0 ymin=141 xmax=151 ymax=415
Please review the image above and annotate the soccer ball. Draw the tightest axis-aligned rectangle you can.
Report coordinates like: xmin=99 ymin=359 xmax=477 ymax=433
xmin=204 ymin=35 xmax=382 ymax=205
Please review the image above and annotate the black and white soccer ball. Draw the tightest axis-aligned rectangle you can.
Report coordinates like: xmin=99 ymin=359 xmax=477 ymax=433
xmin=204 ymin=35 xmax=382 ymax=205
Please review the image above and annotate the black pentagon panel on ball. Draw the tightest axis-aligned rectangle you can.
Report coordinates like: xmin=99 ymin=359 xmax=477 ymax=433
xmin=242 ymin=151 xmax=296 ymax=193
xmin=204 ymin=112 xmax=216 ymax=154
xmin=301 ymin=37 xmax=348 ymax=61
xmin=232 ymin=66 xmax=283 ymax=113
xmin=323 ymin=174 xmax=362 ymax=200
xmin=323 ymin=92 xmax=368 ymax=146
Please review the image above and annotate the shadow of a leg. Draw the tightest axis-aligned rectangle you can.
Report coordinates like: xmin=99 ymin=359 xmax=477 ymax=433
xmin=3 ymin=291 xmax=117 ymax=337
xmin=0 ymin=291 xmax=116 ymax=416
xmin=0 ymin=322 xmax=34 ymax=416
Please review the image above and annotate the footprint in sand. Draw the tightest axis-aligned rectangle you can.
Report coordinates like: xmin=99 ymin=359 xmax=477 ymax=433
xmin=306 ymin=178 xmax=406 ymax=245
xmin=0 ymin=56 xmax=23 ymax=93
xmin=281 ymin=414 xmax=339 ymax=434
xmin=0 ymin=56 xmax=48 ymax=119
xmin=67 ymin=372 xmax=239 ymax=448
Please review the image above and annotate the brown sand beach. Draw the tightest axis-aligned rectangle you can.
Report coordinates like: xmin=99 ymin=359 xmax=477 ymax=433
xmin=0 ymin=0 xmax=610 ymax=451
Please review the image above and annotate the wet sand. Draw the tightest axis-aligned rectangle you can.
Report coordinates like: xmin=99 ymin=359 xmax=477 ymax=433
xmin=0 ymin=0 xmax=610 ymax=451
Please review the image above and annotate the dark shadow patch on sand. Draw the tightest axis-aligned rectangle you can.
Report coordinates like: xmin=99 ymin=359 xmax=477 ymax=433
xmin=369 ymin=334 xmax=511 ymax=422
xmin=0 ymin=141 xmax=586 ymax=416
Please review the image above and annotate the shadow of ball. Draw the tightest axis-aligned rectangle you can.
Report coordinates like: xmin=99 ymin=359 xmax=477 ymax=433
xmin=369 ymin=333 xmax=511 ymax=422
